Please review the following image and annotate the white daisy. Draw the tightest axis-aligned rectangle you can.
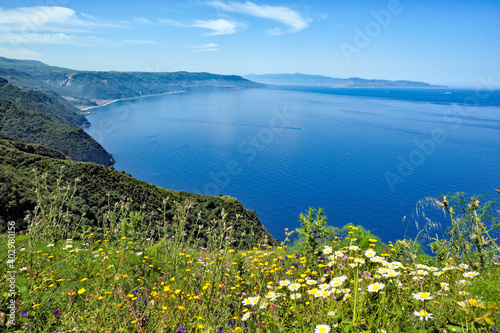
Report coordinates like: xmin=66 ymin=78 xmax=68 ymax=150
xmin=367 ymin=283 xmax=385 ymax=293
xmin=414 ymin=309 xmax=434 ymax=321
xmin=413 ymin=292 xmax=433 ymax=301
xmin=314 ymin=324 xmax=331 ymax=333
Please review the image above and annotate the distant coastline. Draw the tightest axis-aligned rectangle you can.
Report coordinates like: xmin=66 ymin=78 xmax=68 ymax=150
xmin=79 ymin=90 xmax=186 ymax=112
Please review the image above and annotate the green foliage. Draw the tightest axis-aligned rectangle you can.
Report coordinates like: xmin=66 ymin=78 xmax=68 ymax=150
xmin=0 ymin=101 xmax=113 ymax=165
xmin=295 ymin=207 xmax=329 ymax=257
xmin=428 ymin=193 xmax=500 ymax=269
xmin=0 ymin=138 xmax=276 ymax=248
xmin=0 ymin=77 xmax=87 ymax=126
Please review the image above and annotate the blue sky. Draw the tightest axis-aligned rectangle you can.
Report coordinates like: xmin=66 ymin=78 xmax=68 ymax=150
xmin=0 ymin=0 xmax=499 ymax=87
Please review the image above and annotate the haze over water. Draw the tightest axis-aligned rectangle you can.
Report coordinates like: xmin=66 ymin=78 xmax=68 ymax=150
xmin=84 ymin=87 xmax=500 ymax=243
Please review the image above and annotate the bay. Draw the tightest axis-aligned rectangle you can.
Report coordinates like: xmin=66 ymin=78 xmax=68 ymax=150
xmin=83 ymin=87 xmax=500 ymax=243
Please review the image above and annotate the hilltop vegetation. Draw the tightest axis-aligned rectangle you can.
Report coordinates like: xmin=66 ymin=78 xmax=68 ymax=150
xmin=0 ymin=136 xmax=275 ymax=248
xmin=0 ymin=77 xmax=87 ymax=127
xmin=0 ymin=99 xmax=114 ymax=166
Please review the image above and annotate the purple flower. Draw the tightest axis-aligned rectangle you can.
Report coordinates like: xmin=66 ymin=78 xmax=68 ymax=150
xmin=54 ymin=309 xmax=61 ymax=318
xmin=22 ymin=309 xmax=28 ymax=317
xmin=177 ymin=326 xmax=186 ymax=333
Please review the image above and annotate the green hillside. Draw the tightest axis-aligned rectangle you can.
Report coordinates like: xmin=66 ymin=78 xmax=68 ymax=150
xmin=0 ymin=57 xmax=264 ymax=107
xmin=0 ymin=137 xmax=276 ymax=248
xmin=0 ymin=100 xmax=114 ymax=165
xmin=0 ymin=77 xmax=88 ymax=126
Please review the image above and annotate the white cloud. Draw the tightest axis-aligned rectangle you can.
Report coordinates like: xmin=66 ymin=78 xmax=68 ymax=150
xmin=207 ymin=1 xmax=310 ymax=34
xmin=192 ymin=43 xmax=219 ymax=52
xmin=0 ymin=32 xmax=104 ymax=45
xmin=0 ymin=6 xmax=76 ymax=32
xmin=193 ymin=19 xmax=244 ymax=35
xmin=133 ymin=17 xmax=155 ymax=25
xmin=0 ymin=46 xmax=42 ymax=59
xmin=0 ymin=6 xmax=128 ymax=46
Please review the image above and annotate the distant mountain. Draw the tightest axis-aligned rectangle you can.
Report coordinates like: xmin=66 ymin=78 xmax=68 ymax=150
xmin=243 ymin=73 xmax=440 ymax=88
xmin=0 ymin=57 xmax=265 ymax=108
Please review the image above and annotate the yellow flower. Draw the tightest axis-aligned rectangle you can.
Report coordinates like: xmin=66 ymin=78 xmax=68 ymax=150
xmin=197 ymin=324 xmax=204 ymax=329
xmin=178 ymin=306 xmax=186 ymax=310
xmin=98 ymin=296 xmax=105 ymax=300
xmin=122 ymin=275 xmax=128 ymax=278
xmin=78 ymin=288 xmax=86 ymax=295
xmin=175 ymin=289 xmax=181 ymax=294
xmin=32 ymin=304 xmax=40 ymax=308
xmin=80 ymin=278 xmax=88 ymax=282
xmin=120 ymin=236 xmax=127 ymax=240
xmin=117 ymin=304 xmax=123 ymax=309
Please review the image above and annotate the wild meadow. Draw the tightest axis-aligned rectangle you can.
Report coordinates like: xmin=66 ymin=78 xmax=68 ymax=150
xmin=1 ymin=171 xmax=500 ymax=332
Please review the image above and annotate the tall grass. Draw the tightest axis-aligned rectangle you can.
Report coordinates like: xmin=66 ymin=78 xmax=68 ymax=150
xmin=1 ymin=172 xmax=499 ymax=332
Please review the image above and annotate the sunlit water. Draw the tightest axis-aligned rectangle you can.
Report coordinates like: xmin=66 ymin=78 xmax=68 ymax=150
xmin=84 ymin=87 xmax=500 ymax=243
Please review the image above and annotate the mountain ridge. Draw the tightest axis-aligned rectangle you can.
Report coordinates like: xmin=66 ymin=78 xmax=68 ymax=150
xmin=0 ymin=57 xmax=265 ymax=109
xmin=243 ymin=73 xmax=443 ymax=88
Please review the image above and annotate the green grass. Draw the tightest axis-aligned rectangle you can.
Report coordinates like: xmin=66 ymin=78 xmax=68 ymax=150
xmin=1 ymin=221 xmax=499 ymax=332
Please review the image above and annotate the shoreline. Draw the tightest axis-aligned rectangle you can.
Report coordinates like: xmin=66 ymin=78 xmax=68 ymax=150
xmin=79 ymin=90 xmax=186 ymax=112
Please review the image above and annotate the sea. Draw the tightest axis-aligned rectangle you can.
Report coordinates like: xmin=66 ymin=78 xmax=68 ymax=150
xmin=83 ymin=86 xmax=500 ymax=244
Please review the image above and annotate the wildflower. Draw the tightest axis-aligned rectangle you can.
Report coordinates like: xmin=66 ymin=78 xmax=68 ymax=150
xmin=367 ymin=283 xmax=385 ymax=293
xmin=242 ymin=312 xmax=251 ymax=321
xmin=323 ymin=246 xmax=333 ymax=255
xmin=177 ymin=326 xmax=186 ymax=333
xmin=32 ymin=304 xmax=40 ymax=308
xmin=440 ymin=282 xmax=450 ymax=291
xmin=22 ymin=310 xmax=28 ymax=317
xmin=47 ymin=244 xmax=55 ymax=247
xmin=349 ymin=245 xmax=360 ymax=251
xmin=77 ymin=288 xmax=86 ymax=295
xmin=54 ymin=309 xmax=61 ymax=318
xmin=290 ymin=293 xmax=301 ymax=300
xmin=413 ymin=292 xmax=433 ymax=301
xmin=178 ymin=306 xmax=186 ymax=311
xmin=279 ymin=280 xmax=291 ymax=287
xmin=364 ymin=249 xmax=376 ymax=257
xmin=314 ymin=324 xmax=331 ymax=333
xmin=463 ymin=271 xmax=480 ymax=278
xmin=414 ymin=309 xmax=434 ymax=321
xmin=288 ymin=283 xmax=301 ymax=291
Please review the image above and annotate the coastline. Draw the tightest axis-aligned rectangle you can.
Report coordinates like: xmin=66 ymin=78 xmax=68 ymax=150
xmin=79 ymin=90 xmax=186 ymax=112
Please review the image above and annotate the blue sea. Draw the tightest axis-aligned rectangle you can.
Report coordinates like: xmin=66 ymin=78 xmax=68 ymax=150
xmin=84 ymin=86 xmax=500 ymax=243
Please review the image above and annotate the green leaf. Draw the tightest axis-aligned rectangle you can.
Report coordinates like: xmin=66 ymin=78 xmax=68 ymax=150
xmin=446 ymin=325 xmax=464 ymax=332
xmin=443 ymin=297 xmax=455 ymax=302
xmin=344 ymin=325 xmax=353 ymax=332
xmin=390 ymin=310 xmax=403 ymax=316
